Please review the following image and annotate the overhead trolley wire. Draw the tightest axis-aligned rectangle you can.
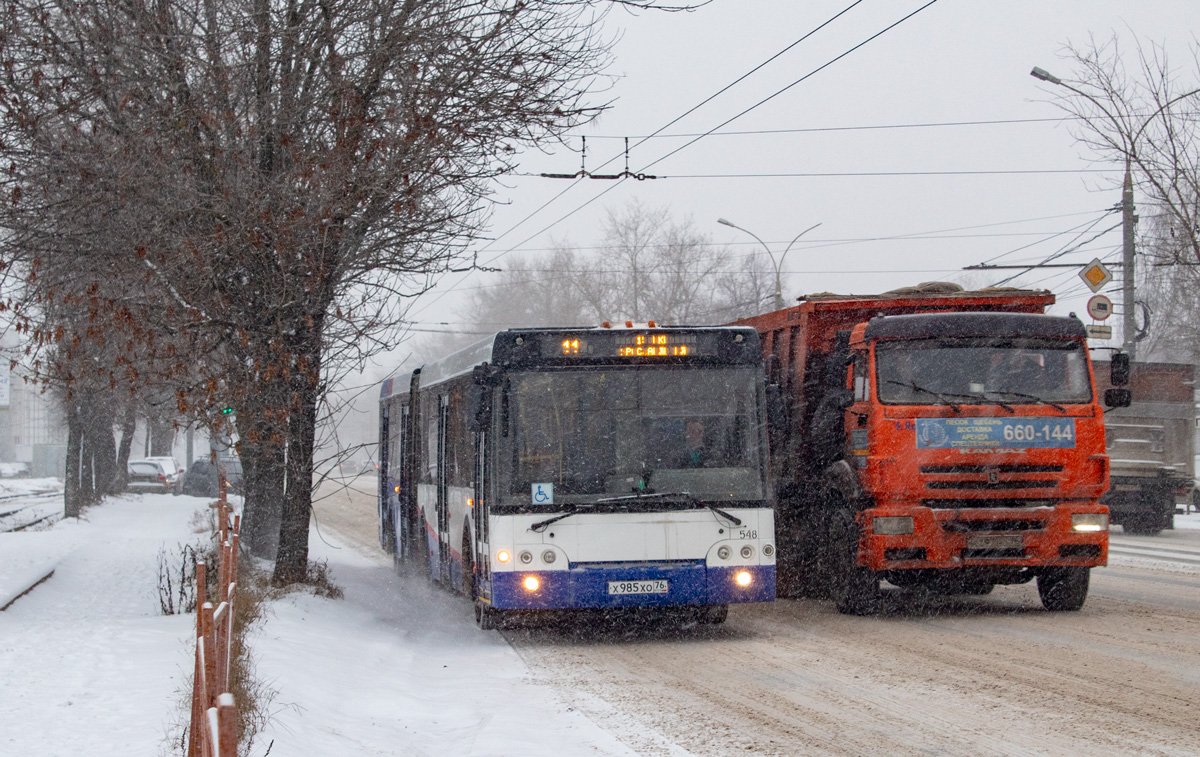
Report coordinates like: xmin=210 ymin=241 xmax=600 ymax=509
xmin=407 ymin=0 xmax=870 ymax=319
xmin=478 ymin=0 xmax=943 ymax=267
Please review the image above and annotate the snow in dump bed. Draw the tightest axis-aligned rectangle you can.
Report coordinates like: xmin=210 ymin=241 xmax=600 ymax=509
xmin=0 ymin=492 xmax=635 ymax=757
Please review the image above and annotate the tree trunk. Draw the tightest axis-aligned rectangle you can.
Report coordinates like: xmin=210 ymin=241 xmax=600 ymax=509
xmin=273 ymin=324 xmax=322 ymax=585
xmin=240 ymin=421 xmax=286 ymax=560
xmin=86 ymin=402 xmax=118 ymax=496
xmin=114 ymin=405 xmax=136 ymax=492
xmin=64 ymin=405 xmax=83 ymax=518
xmin=147 ymin=414 xmax=175 ymax=457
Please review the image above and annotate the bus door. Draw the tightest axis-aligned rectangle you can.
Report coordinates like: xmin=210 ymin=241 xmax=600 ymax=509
xmin=396 ymin=404 xmax=411 ymax=561
xmin=378 ymin=402 xmax=391 ymax=552
xmin=436 ymin=394 xmax=452 ymax=583
xmin=472 ymin=431 xmax=490 ymax=597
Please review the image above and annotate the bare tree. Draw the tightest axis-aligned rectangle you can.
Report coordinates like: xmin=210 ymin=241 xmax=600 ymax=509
xmin=467 ymin=201 xmax=776 ymax=331
xmin=1036 ymin=35 xmax=1200 ymax=362
xmin=1039 ymin=35 xmax=1200 ymax=265
xmin=0 ymin=0 xmax=698 ymax=583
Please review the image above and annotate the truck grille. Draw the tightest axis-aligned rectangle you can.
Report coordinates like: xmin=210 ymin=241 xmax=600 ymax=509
xmin=921 ymin=464 xmax=1063 ymax=492
xmin=920 ymin=465 xmax=1063 ymax=474
xmin=940 ymin=519 xmax=1047 ymax=532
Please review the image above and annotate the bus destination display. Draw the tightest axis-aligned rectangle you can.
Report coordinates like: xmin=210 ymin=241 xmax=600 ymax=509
xmin=542 ymin=332 xmax=716 ymax=358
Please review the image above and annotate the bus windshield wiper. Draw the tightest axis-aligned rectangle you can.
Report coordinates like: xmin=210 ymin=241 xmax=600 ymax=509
xmin=884 ymin=380 xmax=962 ymax=412
xmin=986 ymin=390 xmax=1066 ymax=413
xmin=529 ymin=505 xmax=593 ymax=533
xmin=593 ymin=491 xmax=743 ymax=526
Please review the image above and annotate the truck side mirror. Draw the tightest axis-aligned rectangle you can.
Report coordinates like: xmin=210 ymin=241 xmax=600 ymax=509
xmin=1110 ymin=353 xmax=1130 ymax=386
xmin=1104 ymin=388 xmax=1132 ymax=408
xmin=831 ymin=387 xmax=854 ymax=410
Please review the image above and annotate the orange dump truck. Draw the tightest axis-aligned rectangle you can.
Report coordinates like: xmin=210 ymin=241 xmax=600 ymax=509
xmin=734 ymin=284 xmax=1131 ymax=613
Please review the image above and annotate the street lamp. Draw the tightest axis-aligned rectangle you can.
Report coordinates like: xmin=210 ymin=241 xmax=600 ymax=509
xmin=718 ymin=218 xmax=822 ymax=310
xmin=1031 ymin=66 xmax=1200 ymax=360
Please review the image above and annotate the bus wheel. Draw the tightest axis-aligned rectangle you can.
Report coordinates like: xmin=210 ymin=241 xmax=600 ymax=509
xmin=475 ymin=602 xmax=502 ymax=630
xmin=830 ymin=509 xmax=879 ymax=615
xmin=1037 ymin=566 xmax=1089 ymax=611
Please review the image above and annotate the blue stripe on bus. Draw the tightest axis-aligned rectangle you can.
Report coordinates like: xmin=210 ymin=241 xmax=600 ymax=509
xmin=489 ymin=562 xmax=775 ymax=610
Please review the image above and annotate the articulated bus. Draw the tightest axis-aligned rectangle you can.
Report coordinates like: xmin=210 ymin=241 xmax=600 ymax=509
xmin=377 ymin=324 xmax=777 ymax=628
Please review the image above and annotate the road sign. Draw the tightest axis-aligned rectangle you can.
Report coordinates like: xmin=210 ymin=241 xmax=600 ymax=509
xmin=1086 ymin=324 xmax=1113 ymax=340
xmin=1087 ymin=294 xmax=1113 ymax=321
xmin=1079 ymin=258 xmax=1113 ymax=293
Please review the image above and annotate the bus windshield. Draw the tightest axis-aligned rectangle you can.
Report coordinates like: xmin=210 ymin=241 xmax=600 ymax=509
xmin=875 ymin=337 xmax=1093 ymax=406
xmin=504 ymin=366 xmax=765 ymax=504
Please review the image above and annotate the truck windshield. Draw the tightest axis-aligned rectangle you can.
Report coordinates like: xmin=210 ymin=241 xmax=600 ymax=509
xmin=503 ymin=366 xmax=765 ymax=505
xmin=875 ymin=338 xmax=1093 ymax=406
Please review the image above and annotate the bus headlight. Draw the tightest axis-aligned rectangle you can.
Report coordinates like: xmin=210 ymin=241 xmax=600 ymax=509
xmin=496 ymin=550 xmax=511 ymax=564
xmin=542 ymin=550 xmax=556 ymax=564
xmin=762 ymin=544 xmax=775 ymax=557
xmin=740 ymin=545 xmax=754 ymax=559
xmin=717 ymin=545 xmax=731 ymax=560
xmin=1071 ymin=513 xmax=1109 ymax=532
xmin=873 ymin=516 xmax=914 ymax=535
xmin=523 ymin=575 xmax=540 ymax=592
xmin=519 ymin=550 xmax=533 ymax=564
xmin=735 ymin=570 xmax=753 ymax=587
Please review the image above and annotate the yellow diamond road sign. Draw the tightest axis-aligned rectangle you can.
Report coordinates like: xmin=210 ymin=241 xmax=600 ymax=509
xmin=1079 ymin=258 xmax=1113 ymax=293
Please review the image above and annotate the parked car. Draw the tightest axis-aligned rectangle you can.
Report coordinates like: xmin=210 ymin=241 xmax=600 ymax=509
xmin=145 ymin=456 xmax=184 ymax=492
xmin=338 ymin=460 xmax=359 ymax=477
xmin=181 ymin=457 xmax=244 ymax=498
xmin=127 ymin=459 xmax=176 ymax=494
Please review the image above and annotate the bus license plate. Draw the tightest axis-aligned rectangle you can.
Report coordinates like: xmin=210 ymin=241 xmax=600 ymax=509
xmin=607 ymin=580 xmax=668 ymax=595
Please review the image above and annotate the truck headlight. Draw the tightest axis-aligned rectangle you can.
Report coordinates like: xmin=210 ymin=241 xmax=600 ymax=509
xmin=873 ymin=516 xmax=914 ymax=535
xmin=1071 ymin=513 xmax=1109 ymax=532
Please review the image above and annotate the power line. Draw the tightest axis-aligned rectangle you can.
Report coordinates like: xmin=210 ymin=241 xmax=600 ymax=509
xmin=499 ymin=1 xmax=942 ymax=260
xmin=600 ymin=168 xmax=1118 ymax=179
xmin=988 ymin=219 xmax=1123 ymax=287
xmin=637 ymin=0 xmax=942 ymax=175
xmin=410 ymin=1 xmax=937 ymax=319
xmin=544 ymin=110 xmax=1200 ymax=141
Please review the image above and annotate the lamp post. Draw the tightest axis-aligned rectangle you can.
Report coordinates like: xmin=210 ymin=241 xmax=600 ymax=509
xmin=718 ymin=218 xmax=822 ymax=310
xmin=1031 ymin=67 xmax=1200 ymax=360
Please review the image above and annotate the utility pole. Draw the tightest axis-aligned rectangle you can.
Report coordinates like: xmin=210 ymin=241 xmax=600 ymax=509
xmin=1121 ymin=161 xmax=1137 ymax=360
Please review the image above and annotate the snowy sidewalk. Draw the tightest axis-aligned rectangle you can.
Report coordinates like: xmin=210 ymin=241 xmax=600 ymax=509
xmin=1 ymin=493 xmax=637 ymax=756
xmin=0 ymin=493 xmax=210 ymax=756
xmin=254 ymin=530 xmax=637 ymax=756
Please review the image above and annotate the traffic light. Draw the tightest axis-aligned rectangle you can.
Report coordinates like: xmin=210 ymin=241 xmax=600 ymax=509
xmin=220 ymin=407 xmax=234 ymax=415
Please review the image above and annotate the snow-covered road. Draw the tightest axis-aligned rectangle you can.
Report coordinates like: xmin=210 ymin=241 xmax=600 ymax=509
xmin=317 ymin=477 xmax=1200 ymax=756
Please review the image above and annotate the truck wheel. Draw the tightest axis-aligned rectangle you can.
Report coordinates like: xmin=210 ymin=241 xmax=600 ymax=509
xmin=1122 ymin=515 xmax=1162 ymax=536
xmin=1037 ymin=566 xmax=1089 ymax=611
xmin=830 ymin=510 xmax=879 ymax=615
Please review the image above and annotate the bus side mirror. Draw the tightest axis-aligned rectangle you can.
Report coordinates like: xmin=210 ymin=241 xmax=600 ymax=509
xmin=467 ymin=384 xmax=492 ymax=431
xmin=1104 ymin=388 xmax=1132 ymax=408
xmin=468 ymin=363 xmax=500 ymax=432
xmin=1110 ymin=353 xmax=1130 ymax=386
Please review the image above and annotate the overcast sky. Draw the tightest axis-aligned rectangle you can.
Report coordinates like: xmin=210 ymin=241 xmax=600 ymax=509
xmin=385 ymin=0 xmax=1200 ymax=374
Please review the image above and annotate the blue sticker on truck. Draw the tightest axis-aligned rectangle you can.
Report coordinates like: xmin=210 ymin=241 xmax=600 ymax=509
xmin=915 ymin=418 xmax=1076 ymax=449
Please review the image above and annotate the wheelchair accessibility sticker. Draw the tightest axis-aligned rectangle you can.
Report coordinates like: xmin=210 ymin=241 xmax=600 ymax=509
xmin=532 ymin=483 xmax=554 ymax=505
